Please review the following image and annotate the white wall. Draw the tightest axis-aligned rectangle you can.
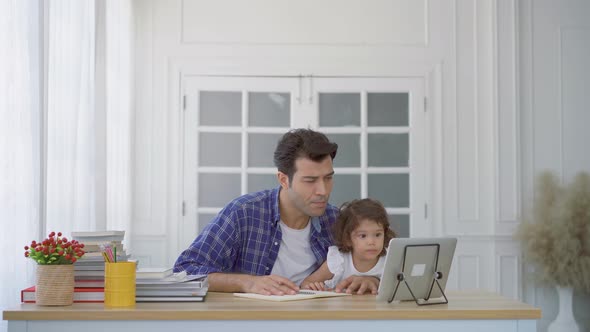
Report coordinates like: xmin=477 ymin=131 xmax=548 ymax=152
xmin=518 ymin=0 xmax=590 ymax=330
xmin=131 ymin=1 xmax=589 ymax=329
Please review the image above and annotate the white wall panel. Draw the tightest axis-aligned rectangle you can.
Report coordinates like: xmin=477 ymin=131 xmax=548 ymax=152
xmin=448 ymin=0 xmax=497 ymax=235
xmin=130 ymin=235 xmax=168 ymax=268
xmin=476 ymin=0 xmax=495 ymax=234
xmin=495 ymin=238 xmax=520 ymax=300
xmin=457 ymin=255 xmax=480 ymax=290
xmin=531 ymin=1 xmax=562 ymax=175
xmin=455 ymin=0 xmax=479 ymax=224
xmin=498 ymin=256 xmax=518 ymax=299
xmin=181 ymin=0 xmax=427 ymax=46
xmin=518 ymin=1 xmax=590 ymax=330
xmin=496 ymin=0 xmax=519 ymax=233
xmin=133 ymin=0 xmax=154 ymax=227
xmin=132 ymin=0 xmax=527 ymax=307
xmin=560 ymin=27 xmax=590 ymax=179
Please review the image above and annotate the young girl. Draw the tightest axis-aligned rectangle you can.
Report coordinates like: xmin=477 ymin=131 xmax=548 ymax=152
xmin=301 ymin=198 xmax=396 ymax=292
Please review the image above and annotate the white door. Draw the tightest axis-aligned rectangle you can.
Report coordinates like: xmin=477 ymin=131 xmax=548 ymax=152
xmin=181 ymin=75 xmax=427 ymax=251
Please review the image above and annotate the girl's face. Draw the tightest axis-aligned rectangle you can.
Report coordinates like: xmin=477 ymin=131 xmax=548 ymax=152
xmin=349 ymin=219 xmax=385 ymax=262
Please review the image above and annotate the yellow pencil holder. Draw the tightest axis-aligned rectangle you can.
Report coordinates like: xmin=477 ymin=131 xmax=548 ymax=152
xmin=104 ymin=262 xmax=136 ymax=307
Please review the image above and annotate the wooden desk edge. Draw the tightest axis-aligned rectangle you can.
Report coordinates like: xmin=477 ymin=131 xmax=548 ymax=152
xmin=2 ymin=291 xmax=542 ymax=321
xmin=2 ymin=308 xmax=542 ymax=321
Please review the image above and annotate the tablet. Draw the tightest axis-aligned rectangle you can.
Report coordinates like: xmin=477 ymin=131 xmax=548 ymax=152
xmin=376 ymin=237 xmax=457 ymax=304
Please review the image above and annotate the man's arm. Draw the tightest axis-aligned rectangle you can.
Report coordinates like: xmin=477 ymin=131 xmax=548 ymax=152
xmin=173 ymin=210 xmax=239 ymax=277
xmin=208 ymin=273 xmax=299 ymax=295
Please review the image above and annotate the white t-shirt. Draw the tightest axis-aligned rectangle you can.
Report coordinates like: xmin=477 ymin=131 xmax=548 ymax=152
xmin=270 ymin=220 xmax=317 ymax=286
xmin=324 ymin=245 xmax=386 ymax=289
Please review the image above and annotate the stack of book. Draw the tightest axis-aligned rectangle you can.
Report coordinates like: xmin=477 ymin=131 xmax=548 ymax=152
xmin=71 ymin=230 xmax=130 ymax=289
xmin=21 ymin=230 xmax=131 ymax=304
xmin=21 ymin=285 xmax=104 ymax=303
xmin=136 ymin=271 xmax=208 ymax=302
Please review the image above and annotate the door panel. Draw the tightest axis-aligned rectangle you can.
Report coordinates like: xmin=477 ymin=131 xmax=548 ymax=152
xmin=182 ymin=76 xmax=426 ymax=247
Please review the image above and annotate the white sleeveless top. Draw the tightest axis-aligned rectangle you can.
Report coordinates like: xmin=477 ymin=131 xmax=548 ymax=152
xmin=270 ymin=220 xmax=317 ymax=286
xmin=324 ymin=246 xmax=386 ymax=289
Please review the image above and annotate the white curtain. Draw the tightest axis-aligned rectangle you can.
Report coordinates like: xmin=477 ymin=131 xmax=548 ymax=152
xmin=105 ymin=0 xmax=134 ymax=249
xmin=0 ymin=1 xmax=134 ymax=329
xmin=0 ymin=1 xmax=41 ymax=331
xmin=46 ymin=0 xmax=134 ymax=239
xmin=45 ymin=0 xmax=98 ymax=234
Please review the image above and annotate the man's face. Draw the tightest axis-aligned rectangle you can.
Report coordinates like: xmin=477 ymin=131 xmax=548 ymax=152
xmin=282 ymin=156 xmax=334 ymax=217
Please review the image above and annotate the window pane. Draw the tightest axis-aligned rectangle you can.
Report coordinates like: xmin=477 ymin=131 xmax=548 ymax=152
xmin=367 ymin=93 xmax=408 ymax=126
xmin=368 ymin=174 xmax=409 ymax=207
xmin=327 ymin=134 xmax=360 ymax=167
xmin=330 ymin=174 xmax=361 ymax=208
xmin=248 ymin=133 xmax=281 ymax=167
xmin=319 ymin=93 xmax=360 ymax=127
xmin=389 ymin=214 xmax=409 ymax=238
xmin=368 ymin=133 xmax=409 ymax=167
xmin=247 ymin=174 xmax=278 ymax=193
xmin=198 ymin=173 xmax=241 ymax=206
xmin=198 ymin=213 xmax=218 ymax=234
xmin=248 ymin=92 xmax=290 ymax=127
xmin=199 ymin=133 xmax=241 ymax=166
xmin=199 ymin=91 xmax=241 ymax=126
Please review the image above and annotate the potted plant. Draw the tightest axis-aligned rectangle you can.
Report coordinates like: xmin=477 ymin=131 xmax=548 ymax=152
xmin=515 ymin=171 xmax=590 ymax=331
xmin=24 ymin=231 xmax=85 ymax=305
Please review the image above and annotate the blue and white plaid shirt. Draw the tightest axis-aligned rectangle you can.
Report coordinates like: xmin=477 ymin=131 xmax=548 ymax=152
xmin=173 ymin=186 xmax=339 ymax=277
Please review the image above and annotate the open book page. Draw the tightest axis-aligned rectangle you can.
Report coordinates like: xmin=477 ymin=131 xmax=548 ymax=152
xmin=233 ymin=290 xmax=351 ymax=302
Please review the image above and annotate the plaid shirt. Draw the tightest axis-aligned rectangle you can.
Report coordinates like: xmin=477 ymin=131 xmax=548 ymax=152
xmin=173 ymin=186 xmax=338 ymax=276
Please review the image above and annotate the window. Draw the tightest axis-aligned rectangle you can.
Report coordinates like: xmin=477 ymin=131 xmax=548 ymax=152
xmin=181 ymin=76 xmax=426 ymax=249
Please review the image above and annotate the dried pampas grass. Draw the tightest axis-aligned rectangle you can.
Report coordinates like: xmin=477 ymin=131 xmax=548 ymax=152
xmin=516 ymin=171 xmax=590 ymax=292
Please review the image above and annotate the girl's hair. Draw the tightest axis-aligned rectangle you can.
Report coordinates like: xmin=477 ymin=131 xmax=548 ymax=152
xmin=332 ymin=198 xmax=396 ymax=257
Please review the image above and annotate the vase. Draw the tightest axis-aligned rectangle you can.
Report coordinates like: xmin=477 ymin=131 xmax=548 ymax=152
xmin=35 ymin=264 xmax=75 ymax=306
xmin=547 ymin=286 xmax=581 ymax=332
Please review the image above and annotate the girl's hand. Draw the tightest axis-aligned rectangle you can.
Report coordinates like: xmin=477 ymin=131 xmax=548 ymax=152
xmin=335 ymin=276 xmax=379 ymax=294
xmin=301 ymin=281 xmax=326 ymax=291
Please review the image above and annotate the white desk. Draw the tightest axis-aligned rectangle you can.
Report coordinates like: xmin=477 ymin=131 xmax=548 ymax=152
xmin=3 ymin=291 xmax=541 ymax=332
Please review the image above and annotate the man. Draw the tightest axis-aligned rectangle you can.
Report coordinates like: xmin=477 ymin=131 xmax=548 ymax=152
xmin=174 ymin=128 xmax=379 ymax=295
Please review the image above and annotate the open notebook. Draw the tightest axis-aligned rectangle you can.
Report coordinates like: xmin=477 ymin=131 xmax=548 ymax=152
xmin=233 ymin=290 xmax=351 ymax=302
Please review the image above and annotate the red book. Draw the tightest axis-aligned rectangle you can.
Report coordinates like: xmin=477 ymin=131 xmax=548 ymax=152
xmin=21 ymin=286 xmax=104 ymax=303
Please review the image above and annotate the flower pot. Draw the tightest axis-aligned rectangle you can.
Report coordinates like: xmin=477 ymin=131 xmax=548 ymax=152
xmin=35 ymin=264 xmax=75 ymax=306
xmin=547 ymin=286 xmax=581 ymax=332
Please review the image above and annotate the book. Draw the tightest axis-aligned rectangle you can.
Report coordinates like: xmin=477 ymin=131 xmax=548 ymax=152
xmin=74 ymin=270 xmax=106 ymax=277
xmin=78 ymin=251 xmax=130 ymax=261
xmin=81 ymin=243 xmax=124 ymax=252
xmin=233 ymin=290 xmax=351 ymax=302
xmin=136 ymin=296 xmax=205 ymax=302
xmin=71 ymin=230 xmax=125 ymax=243
xmin=75 ymin=275 xmax=105 ymax=281
xmin=136 ymin=267 xmax=173 ymax=279
xmin=136 ymin=287 xmax=208 ymax=297
xmin=21 ymin=286 xmax=104 ymax=303
xmin=136 ymin=282 xmax=207 ymax=290
xmin=75 ymin=280 xmax=104 ymax=288
xmin=74 ymin=263 xmax=105 ymax=271
xmin=135 ymin=273 xmax=207 ymax=285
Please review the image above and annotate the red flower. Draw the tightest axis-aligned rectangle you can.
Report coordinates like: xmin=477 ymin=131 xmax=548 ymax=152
xmin=24 ymin=232 xmax=85 ymax=265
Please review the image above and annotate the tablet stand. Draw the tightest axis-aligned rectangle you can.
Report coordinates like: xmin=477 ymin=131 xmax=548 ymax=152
xmin=387 ymin=243 xmax=449 ymax=306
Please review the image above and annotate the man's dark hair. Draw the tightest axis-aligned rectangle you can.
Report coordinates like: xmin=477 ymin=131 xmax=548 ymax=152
xmin=273 ymin=128 xmax=338 ymax=182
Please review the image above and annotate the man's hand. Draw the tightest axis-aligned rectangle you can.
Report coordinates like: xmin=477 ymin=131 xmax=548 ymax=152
xmin=242 ymin=274 xmax=300 ymax=295
xmin=334 ymin=276 xmax=379 ymax=295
